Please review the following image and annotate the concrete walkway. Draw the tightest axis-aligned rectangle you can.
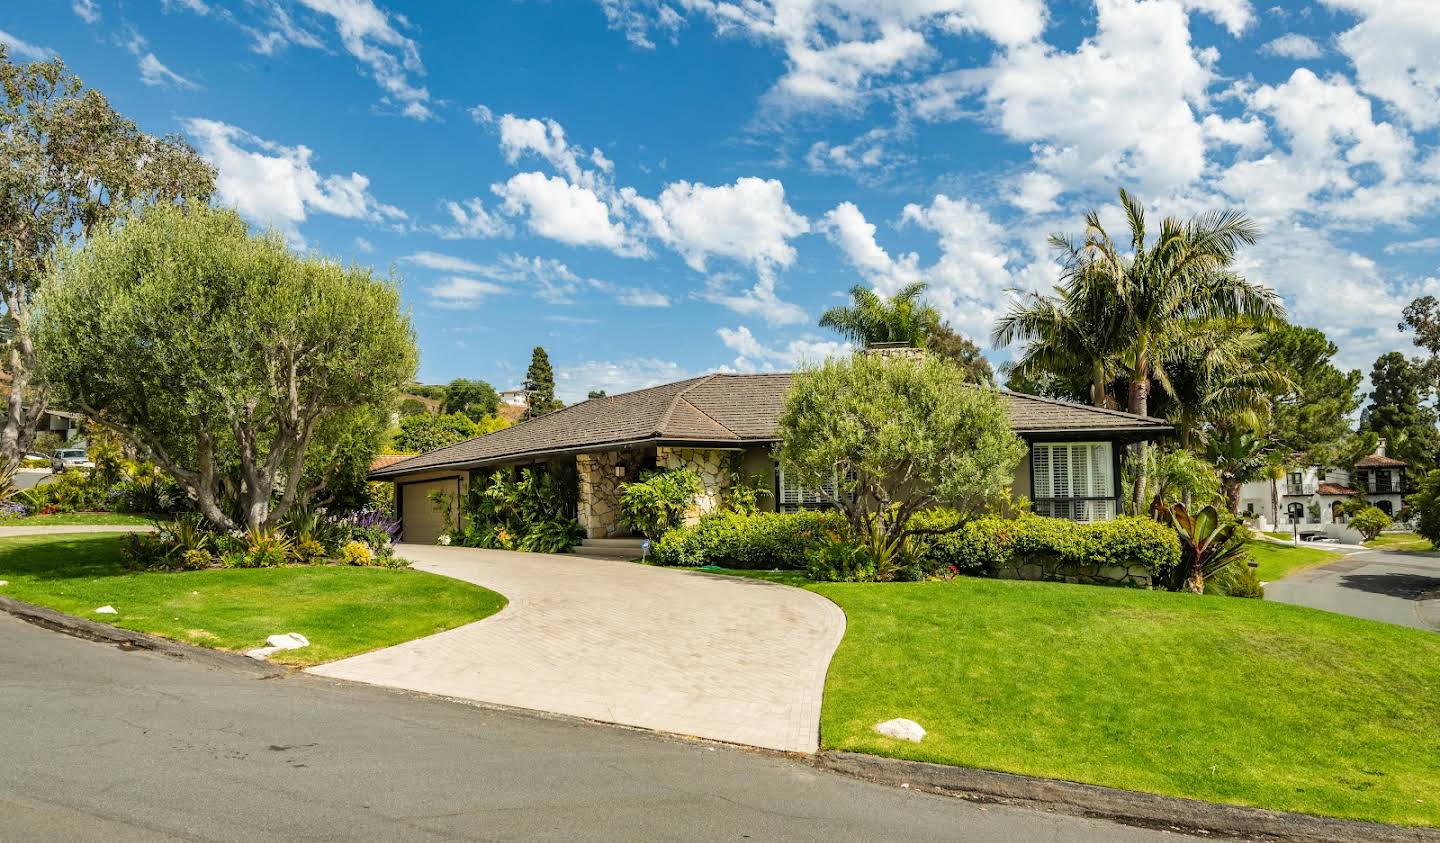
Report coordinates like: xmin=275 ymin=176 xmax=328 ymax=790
xmin=308 ymin=544 xmax=846 ymax=753
xmin=1266 ymin=550 xmax=1440 ymax=631
xmin=0 ymin=524 xmax=154 ymax=536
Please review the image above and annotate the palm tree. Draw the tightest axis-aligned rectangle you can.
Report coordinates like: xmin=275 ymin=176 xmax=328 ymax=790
xmin=993 ymin=281 xmax=1125 ymax=408
xmin=1055 ymin=189 xmax=1282 ymax=511
xmin=820 ymin=282 xmax=939 ymax=347
xmin=1158 ymin=322 xmax=1295 ymax=449
xmin=1262 ymin=457 xmax=1287 ymax=530
xmin=1204 ymin=427 xmax=1272 ymax=514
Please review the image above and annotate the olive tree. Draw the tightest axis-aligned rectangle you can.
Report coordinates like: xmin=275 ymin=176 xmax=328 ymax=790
xmin=775 ymin=353 xmax=1026 ymax=546
xmin=35 ymin=203 xmax=417 ymax=530
xmin=1 ymin=48 xmax=214 ymax=461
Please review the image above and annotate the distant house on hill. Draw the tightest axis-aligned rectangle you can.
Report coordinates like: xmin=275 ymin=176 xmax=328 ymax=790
xmin=498 ymin=389 xmax=529 ymax=408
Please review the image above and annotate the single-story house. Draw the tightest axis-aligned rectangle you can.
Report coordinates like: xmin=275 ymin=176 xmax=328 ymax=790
xmin=373 ymin=371 xmax=1172 ymax=545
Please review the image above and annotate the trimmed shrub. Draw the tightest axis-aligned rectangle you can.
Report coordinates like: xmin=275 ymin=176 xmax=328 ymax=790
xmin=652 ymin=510 xmax=845 ymax=569
xmin=340 ymin=540 xmax=374 ymax=566
xmin=918 ymin=514 xmax=1181 ymax=583
xmin=1350 ymin=506 xmax=1391 ymax=541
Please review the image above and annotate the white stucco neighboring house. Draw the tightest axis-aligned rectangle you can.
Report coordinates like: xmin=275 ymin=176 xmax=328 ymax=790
xmin=1238 ymin=444 xmax=1409 ymax=541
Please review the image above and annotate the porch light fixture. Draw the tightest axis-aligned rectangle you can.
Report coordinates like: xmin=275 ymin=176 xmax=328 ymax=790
xmin=615 ymin=465 xmax=625 ymax=478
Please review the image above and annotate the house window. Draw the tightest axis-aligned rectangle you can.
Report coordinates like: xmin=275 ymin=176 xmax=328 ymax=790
xmin=777 ymin=466 xmax=837 ymax=514
xmin=1375 ymin=470 xmax=1393 ymax=493
xmin=1376 ymin=499 xmax=1393 ymax=517
xmin=1286 ymin=471 xmax=1305 ymax=496
xmin=1286 ymin=502 xmax=1304 ymax=523
xmin=1030 ymin=442 xmax=1116 ymax=522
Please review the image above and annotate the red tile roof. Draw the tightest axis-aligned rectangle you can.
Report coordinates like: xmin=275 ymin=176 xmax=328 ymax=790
xmin=370 ymin=453 xmax=417 ymax=471
xmin=1355 ymin=454 xmax=1407 ymax=468
xmin=1316 ymin=482 xmax=1357 ymax=495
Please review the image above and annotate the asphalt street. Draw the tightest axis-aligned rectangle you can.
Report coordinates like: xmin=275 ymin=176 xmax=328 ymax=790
xmin=0 ymin=613 xmax=1177 ymax=842
xmin=1266 ymin=550 xmax=1440 ymax=631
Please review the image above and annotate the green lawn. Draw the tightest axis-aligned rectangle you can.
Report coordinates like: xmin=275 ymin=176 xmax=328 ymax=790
xmin=697 ymin=566 xmax=1440 ymax=827
xmin=1244 ymin=540 xmax=1341 ymax=582
xmin=0 ymin=512 xmax=157 ymax=526
xmin=1364 ymin=532 xmax=1434 ymax=552
xmin=0 ymin=534 xmax=505 ymax=666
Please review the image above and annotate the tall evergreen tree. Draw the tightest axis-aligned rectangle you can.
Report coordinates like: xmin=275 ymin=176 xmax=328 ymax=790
xmin=1259 ymin=324 xmax=1363 ymax=461
xmin=1359 ymin=351 xmax=1439 ymax=469
xmin=523 ymin=346 xmax=562 ymax=419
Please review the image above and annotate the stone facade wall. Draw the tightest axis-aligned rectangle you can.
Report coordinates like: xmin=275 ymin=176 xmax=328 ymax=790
xmin=576 ymin=450 xmax=651 ymax=539
xmin=657 ymin=447 xmax=732 ymax=525
xmin=995 ymin=557 xmax=1152 ymax=588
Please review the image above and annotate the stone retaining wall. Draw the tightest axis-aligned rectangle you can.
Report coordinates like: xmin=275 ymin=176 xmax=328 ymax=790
xmin=995 ymin=558 xmax=1152 ymax=588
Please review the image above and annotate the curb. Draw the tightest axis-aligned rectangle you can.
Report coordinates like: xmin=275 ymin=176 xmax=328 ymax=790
xmin=816 ymin=752 xmax=1440 ymax=842
xmin=0 ymin=595 xmax=285 ymax=679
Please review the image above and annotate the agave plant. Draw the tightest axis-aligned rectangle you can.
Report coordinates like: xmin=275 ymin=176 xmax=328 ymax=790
xmin=1150 ymin=498 xmax=1248 ymax=594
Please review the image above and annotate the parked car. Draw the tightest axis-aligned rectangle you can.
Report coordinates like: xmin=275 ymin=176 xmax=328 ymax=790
xmin=52 ymin=448 xmax=94 ymax=472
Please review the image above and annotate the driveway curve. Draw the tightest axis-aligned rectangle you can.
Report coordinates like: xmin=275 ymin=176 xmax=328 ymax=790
xmin=308 ymin=544 xmax=846 ymax=753
xmin=1266 ymin=550 xmax=1440 ymax=631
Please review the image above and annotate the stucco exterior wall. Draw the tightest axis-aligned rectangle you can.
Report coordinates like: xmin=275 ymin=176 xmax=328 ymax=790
xmin=739 ymin=446 xmax=778 ymax=513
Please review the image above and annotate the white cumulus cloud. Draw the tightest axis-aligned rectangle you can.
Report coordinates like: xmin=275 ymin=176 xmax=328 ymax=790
xmin=183 ymin=118 xmax=405 ymax=243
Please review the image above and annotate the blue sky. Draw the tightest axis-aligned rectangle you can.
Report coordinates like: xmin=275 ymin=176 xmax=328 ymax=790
xmin=6 ymin=0 xmax=1440 ymax=402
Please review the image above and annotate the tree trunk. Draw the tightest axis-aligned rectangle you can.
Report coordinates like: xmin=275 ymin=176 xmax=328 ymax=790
xmin=1128 ymin=361 xmax=1152 ymax=515
xmin=1226 ymin=481 xmax=1241 ymax=515
xmin=1090 ymin=362 xmax=1107 ymax=408
xmin=1270 ymin=477 xmax=1279 ymax=528
xmin=0 ymin=288 xmax=45 ymax=463
xmin=1187 ymin=562 xmax=1206 ymax=595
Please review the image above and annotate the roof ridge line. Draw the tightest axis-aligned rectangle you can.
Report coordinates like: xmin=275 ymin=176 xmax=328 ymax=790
xmin=656 ymin=374 xmax=719 ymax=435
xmin=675 ymin=394 xmax=741 ymax=439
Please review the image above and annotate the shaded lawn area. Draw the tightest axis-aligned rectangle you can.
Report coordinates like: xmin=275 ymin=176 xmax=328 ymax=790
xmin=0 ymin=512 xmax=157 ymax=526
xmin=698 ymin=566 xmax=1440 ymax=827
xmin=0 ymin=534 xmax=505 ymax=666
xmin=1365 ymin=532 xmax=1435 ymax=552
xmin=1244 ymin=540 xmax=1341 ymax=582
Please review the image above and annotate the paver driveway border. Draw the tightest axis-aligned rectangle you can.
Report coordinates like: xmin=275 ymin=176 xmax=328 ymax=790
xmin=307 ymin=544 xmax=846 ymax=753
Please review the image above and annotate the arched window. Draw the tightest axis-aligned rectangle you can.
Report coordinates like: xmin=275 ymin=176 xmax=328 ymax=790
xmin=1286 ymin=502 xmax=1305 ymax=523
xmin=1331 ymin=500 xmax=1346 ymax=523
xmin=1376 ymin=499 xmax=1393 ymax=516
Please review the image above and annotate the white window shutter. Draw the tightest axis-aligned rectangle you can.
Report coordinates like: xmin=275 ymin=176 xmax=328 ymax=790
xmin=1032 ymin=445 xmax=1052 ymax=499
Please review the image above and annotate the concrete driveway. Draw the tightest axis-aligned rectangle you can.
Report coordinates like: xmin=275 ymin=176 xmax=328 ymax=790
xmin=309 ymin=544 xmax=845 ymax=753
xmin=1266 ymin=550 xmax=1440 ymax=631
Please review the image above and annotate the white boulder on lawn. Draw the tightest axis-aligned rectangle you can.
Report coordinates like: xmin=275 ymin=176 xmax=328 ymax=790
xmin=245 ymin=632 xmax=310 ymax=660
xmin=875 ymin=718 xmax=926 ymax=742
xmin=93 ymin=605 xmax=117 ymax=614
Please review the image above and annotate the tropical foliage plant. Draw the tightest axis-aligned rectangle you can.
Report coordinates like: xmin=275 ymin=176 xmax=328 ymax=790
xmin=617 ymin=468 xmax=702 ymax=540
xmin=1149 ymin=499 xmax=1249 ymax=594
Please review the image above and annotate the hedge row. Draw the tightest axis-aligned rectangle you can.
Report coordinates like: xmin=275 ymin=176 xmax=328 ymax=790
xmin=651 ymin=510 xmax=844 ymax=569
xmin=653 ymin=509 xmax=1180 ymax=578
xmin=926 ymin=514 xmax=1181 ymax=577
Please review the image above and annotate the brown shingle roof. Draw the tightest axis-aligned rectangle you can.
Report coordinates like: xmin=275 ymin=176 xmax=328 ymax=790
xmin=1317 ymin=482 xmax=1357 ymax=495
xmin=371 ymin=373 xmax=1172 ymax=478
xmin=1355 ymin=453 xmax=1407 ymax=468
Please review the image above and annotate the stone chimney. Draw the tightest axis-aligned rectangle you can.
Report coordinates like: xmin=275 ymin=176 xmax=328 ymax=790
xmin=864 ymin=341 xmax=926 ymax=361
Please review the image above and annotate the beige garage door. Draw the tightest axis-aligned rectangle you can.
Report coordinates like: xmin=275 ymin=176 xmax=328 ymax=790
xmin=400 ymin=479 xmax=461 ymax=544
